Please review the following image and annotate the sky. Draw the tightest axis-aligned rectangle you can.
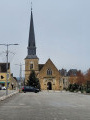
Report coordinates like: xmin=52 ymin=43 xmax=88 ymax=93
xmin=0 ymin=0 xmax=90 ymax=77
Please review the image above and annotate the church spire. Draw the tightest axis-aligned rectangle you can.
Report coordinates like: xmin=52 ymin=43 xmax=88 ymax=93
xmin=31 ymin=2 xmax=32 ymax=11
xmin=26 ymin=5 xmax=38 ymax=59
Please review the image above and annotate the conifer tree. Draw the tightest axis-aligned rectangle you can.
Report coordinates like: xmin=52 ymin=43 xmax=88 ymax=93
xmin=27 ymin=70 xmax=41 ymax=90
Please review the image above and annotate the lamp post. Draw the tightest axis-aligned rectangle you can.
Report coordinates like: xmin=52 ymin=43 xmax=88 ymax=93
xmin=0 ymin=44 xmax=19 ymax=95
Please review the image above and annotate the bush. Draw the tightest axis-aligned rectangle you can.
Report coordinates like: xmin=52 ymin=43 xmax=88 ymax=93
xmin=68 ymin=83 xmax=80 ymax=92
xmin=86 ymin=88 xmax=90 ymax=93
xmin=81 ymin=89 xmax=84 ymax=93
xmin=75 ymin=89 xmax=79 ymax=92
xmin=70 ymin=89 xmax=74 ymax=92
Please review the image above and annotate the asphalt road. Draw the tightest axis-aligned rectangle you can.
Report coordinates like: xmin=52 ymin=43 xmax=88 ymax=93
xmin=0 ymin=91 xmax=90 ymax=120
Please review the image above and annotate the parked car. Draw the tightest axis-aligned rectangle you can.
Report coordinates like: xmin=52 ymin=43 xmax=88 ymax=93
xmin=0 ymin=87 xmax=2 ymax=90
xmin=0 ymin=85 xmax=2 ymax=90
xmin=2 ymin=86 xmax=6 ymax=90
xmin=22 ymin=86 xmax=39 ymax=93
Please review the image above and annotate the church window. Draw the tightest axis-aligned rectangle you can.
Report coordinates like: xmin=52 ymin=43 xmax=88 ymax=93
xmin=63 ymin=79 xmax=65 ymax=84
xmin=47 ymin=69 xmax=52 ymax=75
xmin=30 ymin=64 xmax=33 ymax=69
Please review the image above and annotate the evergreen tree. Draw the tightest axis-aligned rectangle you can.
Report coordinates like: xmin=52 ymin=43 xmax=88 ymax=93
xmin=27 ymin=70 xmax=41 ymax=90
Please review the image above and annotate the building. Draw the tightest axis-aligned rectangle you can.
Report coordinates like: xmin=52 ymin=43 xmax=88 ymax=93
xmin=67 ymin=69 xmax=78 ymax=76
xmin=25 ymin=8 xmax=63 ymax=90
xmin=0 ymin=63 xmax=11 ymax=87
xmin=9 ymin=75 xmax=18 ymax=90
xmin=38 ymin=59 xmax=62 ymax=90
xmin=0 ymin=63 xmax=18 ymax=89
xmin=60 ymin=76 xmax=69 ymax=89
xmin=59 ymin=68 xmax=67 ymax=76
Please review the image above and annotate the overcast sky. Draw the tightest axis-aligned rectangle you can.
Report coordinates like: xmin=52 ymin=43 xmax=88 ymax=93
xmin=0 ymin=0 xmax=90 ymax=77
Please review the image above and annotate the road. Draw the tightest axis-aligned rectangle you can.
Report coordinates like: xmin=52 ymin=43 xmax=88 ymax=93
xmin=0 ymin=91 xmax=90 ymax=120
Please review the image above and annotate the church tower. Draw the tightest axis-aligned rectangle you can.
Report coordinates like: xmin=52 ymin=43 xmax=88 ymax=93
xmin=25 ymin=7 xmax=39 ymax=83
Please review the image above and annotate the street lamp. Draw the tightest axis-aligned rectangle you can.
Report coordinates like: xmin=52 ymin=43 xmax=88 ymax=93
xmin=0 ymin=44 xmax=19 ymax=95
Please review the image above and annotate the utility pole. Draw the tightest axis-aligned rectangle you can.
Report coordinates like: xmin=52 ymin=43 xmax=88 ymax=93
xmin=20 ymin=63 xmax=22 ymax=88
xmin=15 ymin=63 xmax=24 ymax=89
xmin=6 ymin=45 xmax=9 ymax=95
xmin=0 ymin=44 xmax=19 ymax=95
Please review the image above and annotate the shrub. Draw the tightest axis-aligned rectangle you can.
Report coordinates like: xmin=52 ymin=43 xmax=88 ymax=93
xmin=86 ymin=88 xmax=90 ymax=93
xmin=68 ymin=83 xmax=80 ymax=92
xmin=70 ymin=89 xmax=74 ymax=92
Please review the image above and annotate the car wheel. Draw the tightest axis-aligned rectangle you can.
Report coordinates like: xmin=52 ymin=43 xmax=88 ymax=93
xmin=35 ymin=91 xmax=37 ymax=93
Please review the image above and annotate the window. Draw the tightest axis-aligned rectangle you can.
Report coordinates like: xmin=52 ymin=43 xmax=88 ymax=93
xmin=47 ymin=69 xmax=52 ymax=75
xmin=30 ymin=64 xmax=33 ymax=69
xmin=63 ymin=79 xmax=65 ymax=84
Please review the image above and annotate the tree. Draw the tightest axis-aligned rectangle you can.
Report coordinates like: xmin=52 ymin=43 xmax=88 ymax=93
xmin=85 ymin=69 xmax=90 ymax=90
xmin=85 ymin=69 xmax=90 ymax=82
xmin=76 ymin=70 xmax=85 ymax=85
xmin=68 ymin=75 xmax=77 ymax=84
xmin=27 ymin=70 xmax=41 ymax=90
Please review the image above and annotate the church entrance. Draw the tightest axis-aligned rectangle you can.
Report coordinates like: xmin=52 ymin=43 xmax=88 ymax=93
xmin=47 ymin=82 xmax=52 ymax=90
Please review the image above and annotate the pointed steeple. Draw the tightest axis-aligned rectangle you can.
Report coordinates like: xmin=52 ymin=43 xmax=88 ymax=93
xmin=26 ymin=5 xmax=38 ymax=59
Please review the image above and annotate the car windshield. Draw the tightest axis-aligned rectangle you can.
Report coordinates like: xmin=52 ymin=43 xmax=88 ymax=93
xmin=29 ymin=86 xmax=34 ymax=89
xmin=25 ymin=86 xmax=30 ymax=89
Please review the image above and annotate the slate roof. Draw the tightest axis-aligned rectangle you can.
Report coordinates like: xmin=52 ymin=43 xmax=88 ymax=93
xmin=26 ymin=9 xmax=38 ymax=59
xmin=38 ymin=64 xmax=44 ymax=71
xmin=67 ymin=69 xmax=78 ymax=76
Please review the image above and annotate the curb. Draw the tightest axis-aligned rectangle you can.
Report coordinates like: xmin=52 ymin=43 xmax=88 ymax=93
xmin=0 ymin=91 xmax=18 ymax=101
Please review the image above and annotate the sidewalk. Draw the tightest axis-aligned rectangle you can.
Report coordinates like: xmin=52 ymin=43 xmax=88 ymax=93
xmin=0 ymin=90 xmax=18 ymax=101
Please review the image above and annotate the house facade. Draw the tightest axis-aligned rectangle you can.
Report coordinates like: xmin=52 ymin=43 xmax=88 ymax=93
xmin=0 ymin=63 xmax=18 ymax=89
xmin=0 ymin=63 xmax=11 ymax=87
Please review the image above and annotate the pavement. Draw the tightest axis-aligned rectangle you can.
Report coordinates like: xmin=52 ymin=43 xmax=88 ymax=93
xmin=0 ymin=90 xmax=18 ymax=101
xmin=0 ymin=90 xmax=87 ymax=101
xmin=0 ymin=91 xmax=90 ymax=120
xmin=0 ymin=89 xmax=88 ymax=101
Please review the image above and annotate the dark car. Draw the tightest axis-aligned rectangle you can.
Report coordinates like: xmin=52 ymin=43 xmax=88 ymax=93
xmin=22 ymin=86 xmax=39 ymax=93
xmin=0 ymin=87 xmax=1 ymax=90
xmin=0 ymin=85 xmax=2 ymax=90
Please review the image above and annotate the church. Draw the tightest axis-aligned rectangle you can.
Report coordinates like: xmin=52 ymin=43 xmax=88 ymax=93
xmin=25 ymin=8 xmax=63 ymax=90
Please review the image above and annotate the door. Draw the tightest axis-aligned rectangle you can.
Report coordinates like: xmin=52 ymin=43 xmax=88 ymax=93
xmin=47 ymin=82 xmax=52 ymax=90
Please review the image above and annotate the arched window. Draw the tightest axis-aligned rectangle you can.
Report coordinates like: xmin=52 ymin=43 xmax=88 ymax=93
xmin=30 ymin=64 xmax=33 ymax=69
xmin=47 ymin=69 xmax=52 ymax=75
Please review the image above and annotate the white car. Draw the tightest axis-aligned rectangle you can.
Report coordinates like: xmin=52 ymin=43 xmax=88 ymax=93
xmin=2 ymin=86 xmax=6 ymax=90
